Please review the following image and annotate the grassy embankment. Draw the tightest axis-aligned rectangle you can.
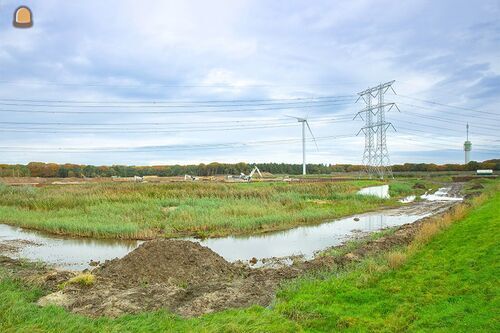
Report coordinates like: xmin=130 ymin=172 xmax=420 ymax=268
xmin=0 ymin=180 xmax=497 ymax=332
xmin=0 ymin=179 xmax=428 ymax=239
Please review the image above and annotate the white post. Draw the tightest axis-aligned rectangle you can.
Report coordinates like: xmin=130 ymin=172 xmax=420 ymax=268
xmin=302 ymin=121 xmax=306 ymax=175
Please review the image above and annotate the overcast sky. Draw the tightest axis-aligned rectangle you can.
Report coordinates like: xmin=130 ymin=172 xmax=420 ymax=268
xmin=0 ymin=0 xmax=498 ymax=166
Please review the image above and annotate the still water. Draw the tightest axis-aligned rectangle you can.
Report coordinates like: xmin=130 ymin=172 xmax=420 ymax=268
xmin=192 ymin=212 xmax=427 ymax=263
xmin=0 ymin=211 xmax=426 ymax=270
xmin=357 ymin=185 xmax=390 ymax=198
xmin=0 ymin=224 xmax=140 ymax=270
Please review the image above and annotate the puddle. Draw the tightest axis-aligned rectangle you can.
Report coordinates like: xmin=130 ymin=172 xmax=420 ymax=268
xmin=0 ymin=224 xmax=141 ymax=270
xmin=357 ymin=185 xmax=390 ymax=199
xmin=399 ymin=195 xmax=416 ymax=203
xmin=421 ymin=188 xmax=463 ymax=202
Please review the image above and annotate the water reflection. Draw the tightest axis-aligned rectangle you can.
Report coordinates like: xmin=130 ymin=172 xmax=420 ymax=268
xmin=192 ymin=212 xmax=428 ymax=262
xmin=399 ymin=195 xmax=416 ymax=203
xmin=357 ymin=185 xmax=390 ymax=199
xmin=0 ymin=224 xmax=140 ymax=270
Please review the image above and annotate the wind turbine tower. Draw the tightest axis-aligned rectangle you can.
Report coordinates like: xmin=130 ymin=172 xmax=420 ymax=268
xmin=464 ymin=123 xmax=472 ymax=164
xmin=289 ymin=116 xmax=318 ymax=175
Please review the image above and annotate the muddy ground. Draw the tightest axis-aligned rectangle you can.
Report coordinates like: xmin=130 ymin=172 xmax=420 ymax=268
xmin=2 ymin=183 xmax=465 ymax=318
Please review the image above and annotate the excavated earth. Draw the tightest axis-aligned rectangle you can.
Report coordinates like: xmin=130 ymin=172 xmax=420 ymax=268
xmin=38 ymin=239 xmax=301 ymax=317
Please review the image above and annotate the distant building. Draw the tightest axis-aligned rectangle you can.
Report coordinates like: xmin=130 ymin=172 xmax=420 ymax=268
xmin=464 ymin=123 xmax=471 ymax=164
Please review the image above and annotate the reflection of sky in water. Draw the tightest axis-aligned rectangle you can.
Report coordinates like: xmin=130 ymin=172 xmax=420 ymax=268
xmin=0 ymin=224 xmax=140 ymax=270
xmin=192 ymin=212 xmax=428 ymax=262
xmin=399 ymin=195 xmax=416 ymax=203
xmin=357 ymin=185 xmax=390 ymax=199
xmin=421 ymin=188 xmax=463 ymax=201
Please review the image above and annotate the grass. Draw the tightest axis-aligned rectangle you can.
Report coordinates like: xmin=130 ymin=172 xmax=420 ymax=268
xmin=0 ymin=179 xmax=419 ymax=239
xmin=274 ymin=184 xmax=499 ymax=332
xmin=63 ymin=273 xmax=95 ymax=288
xmin=0 ymin=180 xmax=497 ymax=332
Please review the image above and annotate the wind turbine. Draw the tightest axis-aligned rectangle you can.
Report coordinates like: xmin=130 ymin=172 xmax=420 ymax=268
xmin=286 ymin=116 xmax=319 ymax=175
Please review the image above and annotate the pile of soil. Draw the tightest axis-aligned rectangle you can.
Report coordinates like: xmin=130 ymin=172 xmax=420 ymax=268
xmin=98 ymin=240 xmax=238 ymax=288
xmin=38 ymin=240 xmax=295 ymax=317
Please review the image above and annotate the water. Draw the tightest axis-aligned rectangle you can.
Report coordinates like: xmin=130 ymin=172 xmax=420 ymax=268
xmin=421 ymin=188 xmax=463 ymax=201
xmin=192 ymin=212 xmax=428 ymax=263
xmin=399 ymin=195 xmax=416 ymax=203
xmin=0 ymin=212 xmax=426 ymax=269
xmin=0 ymin=224 xmax=141 ymax=270
xmin=357 ymin=185 xmax=390 ymax=199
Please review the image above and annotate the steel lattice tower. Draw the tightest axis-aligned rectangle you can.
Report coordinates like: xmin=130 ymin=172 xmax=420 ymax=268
xmin=355 ymin=81 xmax=399 ymax=179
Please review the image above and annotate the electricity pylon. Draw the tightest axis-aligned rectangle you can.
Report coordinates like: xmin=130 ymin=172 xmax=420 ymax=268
xmin=354 ymin=81 xmax=399 ymax=179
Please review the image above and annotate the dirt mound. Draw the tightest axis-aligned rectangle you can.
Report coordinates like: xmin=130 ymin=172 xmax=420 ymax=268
xmin=38 ymin=239 xmax=289 ymax=317
xmin=98 ymin=240 xmax=238 ymax=288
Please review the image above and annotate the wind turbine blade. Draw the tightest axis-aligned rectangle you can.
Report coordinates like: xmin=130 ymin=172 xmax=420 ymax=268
xmin=283 ymin=114 xmax=302 ymax=121
xmin=305 ymin=120 xmax=319 ymax=151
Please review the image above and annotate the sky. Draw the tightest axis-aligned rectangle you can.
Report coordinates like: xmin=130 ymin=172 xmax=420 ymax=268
xmin=0 ymin=0 xmax=498 ymax=166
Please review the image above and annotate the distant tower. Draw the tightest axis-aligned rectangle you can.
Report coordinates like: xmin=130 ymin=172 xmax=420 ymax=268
xmin=464 ymin=123 xmax=472 ymax=164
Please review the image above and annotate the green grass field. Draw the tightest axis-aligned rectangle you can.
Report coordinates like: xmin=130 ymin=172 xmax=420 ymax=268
xmin=0 ymin=180 xmax=497 ymax=332
xmin=0 ymin=179 xmax=428 ymax=239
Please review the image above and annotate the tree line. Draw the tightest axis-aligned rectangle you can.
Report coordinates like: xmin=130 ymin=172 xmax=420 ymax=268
xmin=0 ymin=160 xmax=497 ymax=178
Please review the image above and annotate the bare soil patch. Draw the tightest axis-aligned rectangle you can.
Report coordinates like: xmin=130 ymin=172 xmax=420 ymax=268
xmin=0 ymin=255 xmax=75 ymax=291
xmin=0 ymin=239 xmax=41 ymax=254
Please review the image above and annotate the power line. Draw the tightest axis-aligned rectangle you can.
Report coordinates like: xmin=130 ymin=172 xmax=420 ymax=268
xmin=0 ymin=95 xmax=354 ymax=105
xmin=397 ymin=95 xmax=499 ymax=117
xmin=0 ymin=97 xmax=355 ymax=109
xmin=0 ymin=115 xmax=354 ymax=127
xmin=389 ymin=137 xmax=500 ymax=156
xmin=396 ymin=129 xmax=500 ymax=148
xmin=0 ymin=100 xmax=354 ymax=114
xmin=0 ymin=118 xmax=354 ymax=134
xmin=0 ymin=134 xmax=356 ymax=153
xmin=402 ymin=110 xmax=499 ymax=132
xmin=398 ymin=102 xmax=498 ymax=122
xmin=395 ymin=119 xmax=498 ymax=138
